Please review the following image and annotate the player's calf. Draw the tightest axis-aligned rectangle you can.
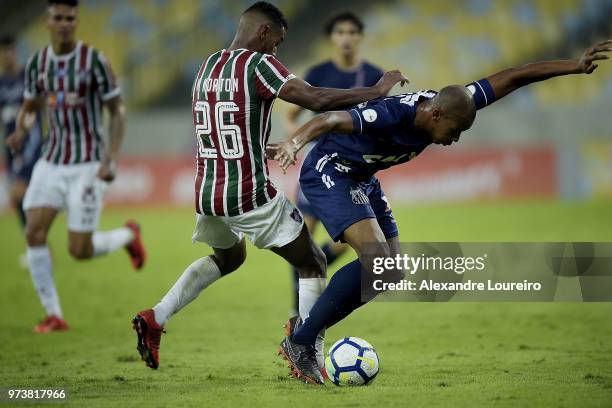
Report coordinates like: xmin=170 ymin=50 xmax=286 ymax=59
xmin=68 ymin=233 xmax=95 ymax=260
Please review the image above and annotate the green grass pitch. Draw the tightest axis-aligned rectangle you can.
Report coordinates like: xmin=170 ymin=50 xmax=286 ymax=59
xmin=1 ymin=201 xmax=611 ymax=407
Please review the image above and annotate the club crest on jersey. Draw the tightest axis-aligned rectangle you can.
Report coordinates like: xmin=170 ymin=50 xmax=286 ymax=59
xmin=362 ymin=109 xmax=377 ymax=122
xmin=290 ymin=208 xmax=303 ymax=224
xmin=350 ymin=187 xmax=369 ymax=205
xmin=78 ymin=70 xmax=88 ymax=80
xmin=55 ymin=67 xmax=69 ymax=78
xmin=48 ymin=92 xmax=83 ymax=108
xmin=47 ymin=92 xmax=62 ymax=108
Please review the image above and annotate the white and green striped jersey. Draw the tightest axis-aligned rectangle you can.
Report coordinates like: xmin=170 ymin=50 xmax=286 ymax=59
xmin=192 ymin=49 xmax=296 ymax=216
xmin=24 ymin=41 xmax=120 ymax=164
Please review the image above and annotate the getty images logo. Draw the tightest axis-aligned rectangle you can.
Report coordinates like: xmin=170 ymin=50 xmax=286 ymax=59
xmin=372 ymin=253 xmax=488 ymax=275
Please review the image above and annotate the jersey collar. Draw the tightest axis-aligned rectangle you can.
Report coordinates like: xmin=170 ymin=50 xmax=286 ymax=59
xmin=47 ymin=41 xmax=81 ymax=62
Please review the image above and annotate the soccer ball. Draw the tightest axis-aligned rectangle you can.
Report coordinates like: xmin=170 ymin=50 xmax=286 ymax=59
xmin=324 ymin=337 xmax=379 ymax=386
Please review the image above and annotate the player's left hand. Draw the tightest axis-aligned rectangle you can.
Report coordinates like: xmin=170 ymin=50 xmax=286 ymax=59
xmin=97 ymin=158 xmax=116 ymax=182
xmin=577 ymin=39 xmax=611 ymax=74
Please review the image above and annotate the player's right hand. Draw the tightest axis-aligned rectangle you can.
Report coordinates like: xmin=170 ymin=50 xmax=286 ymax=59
xmin=576 ymin=39 xmax=612 ymax=74
xmin=6 ymin=129 xmax=25 ymax=153
xmin=376 ymin=70 xmax=409 ymax=96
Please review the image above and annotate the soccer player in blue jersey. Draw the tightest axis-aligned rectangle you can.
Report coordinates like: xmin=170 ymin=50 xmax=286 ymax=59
xmin=284 ymin=11 xmax=384 ymax=319
xmin=0 ymin=35 xmax=43 ymax=266
xmin=270 ymin=40 xmax=612 ymax=384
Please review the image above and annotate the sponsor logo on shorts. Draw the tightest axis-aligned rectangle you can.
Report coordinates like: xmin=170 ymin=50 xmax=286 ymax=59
xmin=290 ymin=208 xmax=303 ymax=224
xmin=334 ymin=162 xmax=351 ymax=173
xmin=321 ymin=174 xmax=335 ymax=189
xmin=350 ymin=187 xmax=370 ymax=205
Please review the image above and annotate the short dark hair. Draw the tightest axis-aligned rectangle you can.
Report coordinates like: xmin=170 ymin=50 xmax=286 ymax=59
xmin=325 ymin=11 xmax=364 ymax=36
xmin=48 ymin=0 xmax=79 ymax=6
xmin=0 ymin=35 xmax=16 ymax=47
xmin=244 ymin=1 xmax=288 ymax=30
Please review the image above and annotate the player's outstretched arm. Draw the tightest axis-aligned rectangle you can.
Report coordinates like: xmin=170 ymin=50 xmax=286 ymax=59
xmin=267 ymin=111 xmax=354 ymax=171
xmin=5 ymin=98 xmax=42 ymax=152
xmin=96 ymin=96 xmax=126 ymax=182
xmin=278 ymin=70 xmax=408 ymax=112
xmin=484 ymin=39 xmax=611 ymax=102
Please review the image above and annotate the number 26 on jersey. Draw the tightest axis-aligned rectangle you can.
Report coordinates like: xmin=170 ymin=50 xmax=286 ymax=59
xmin=194 ymin=100 xmax=244 ymax=160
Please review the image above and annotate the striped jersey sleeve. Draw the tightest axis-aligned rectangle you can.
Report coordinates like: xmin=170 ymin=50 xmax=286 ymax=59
xmin=92 ymin=50 xmax=121 ymax=101
xmin=23 ymin=51 xmax=41 ymax=100
xmin=254 ymin=54 xmax=295 ymax=99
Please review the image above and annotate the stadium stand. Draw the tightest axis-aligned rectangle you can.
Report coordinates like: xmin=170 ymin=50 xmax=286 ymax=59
xmin=14 ymin=0 xmax=612 ymax=108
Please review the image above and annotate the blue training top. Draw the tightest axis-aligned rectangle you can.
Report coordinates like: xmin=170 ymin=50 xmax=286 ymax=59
xmin=305 ymin=60 xmax=384 ymax=90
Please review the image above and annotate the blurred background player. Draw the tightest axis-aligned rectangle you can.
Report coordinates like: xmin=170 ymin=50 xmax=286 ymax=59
xmin=6 ymin=0 xmax=145 ymax=333
xmin=284 ymin=11 xmax=384 ymax=315
xmin=0 ymin=35 xmax=43 ymax=268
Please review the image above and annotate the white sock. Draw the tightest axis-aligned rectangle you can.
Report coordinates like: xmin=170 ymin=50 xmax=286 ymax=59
xmin=299 ymin=278 xmax=327 ymax=367
xmin=27 ymin=246 xmax=63 ymax=318
xmin=152 ymin=256 xmax=221 ymax=326
xmin=92 ymin=227 xmax=134 ymax=257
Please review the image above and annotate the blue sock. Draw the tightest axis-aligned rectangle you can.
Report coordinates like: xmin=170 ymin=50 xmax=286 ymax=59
xmin=321 ymin=242 xmax=340 ymax=265
xmin=292 ymin=259 xmax=362 ymax=345
xmin=326 ymin=289 xmax=366 ymax=328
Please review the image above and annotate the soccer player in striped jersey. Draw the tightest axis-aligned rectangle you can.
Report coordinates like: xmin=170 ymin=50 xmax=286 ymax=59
xmin=284 ymin=11 xmax=384 ymax=318
xmin=132 ymin=2 xmax=406 ymax=382
xmin=270 ymin=40 xmax=612 ymax=383
xmin=6 ymin=0 xmax=146 ymax=333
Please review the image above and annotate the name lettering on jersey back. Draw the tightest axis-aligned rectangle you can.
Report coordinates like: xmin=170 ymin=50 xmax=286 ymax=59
xmin=398 ymin=91 xmax=437 ymax=106
xmin=203 ymin=78 xmax=239 ymax=93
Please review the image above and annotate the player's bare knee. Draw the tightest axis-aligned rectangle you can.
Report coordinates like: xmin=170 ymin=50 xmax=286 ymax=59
xmin=213 ymin=243 xmax=246 ymax=275
xmin=68 ymin=240 xmax=94 ymax=260
xmin=359 ymin=244 xmax=391 ymax=280
xmin=386 ymin=266 xmax=405 ymax=283
xmin=226 ymin=249 xmax=246 ymax=272
xmin=25 ymin=225 xmax=47 ymax=246
xmin=213 ymin=253 xmax=244 ymax=275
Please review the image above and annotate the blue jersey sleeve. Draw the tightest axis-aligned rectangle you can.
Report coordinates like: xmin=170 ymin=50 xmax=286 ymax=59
xmin=304 ymin=68 xmax=316 ymax=86
xmin=349 ymin=98 xmax=410 ymax=135
xmin=466 ymin=78 xmax=496 ymax=110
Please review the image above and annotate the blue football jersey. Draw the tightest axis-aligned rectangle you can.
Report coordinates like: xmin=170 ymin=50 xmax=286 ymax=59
xmin=305 ymin=60 xmax=383 ymax=90
xmin=0 ymin=69 xmax=26 ymax=137
xmin=311 ymin=79 xmax=496 ymax=180
xmin=1 ymin=68 xmax=43 ymax=176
